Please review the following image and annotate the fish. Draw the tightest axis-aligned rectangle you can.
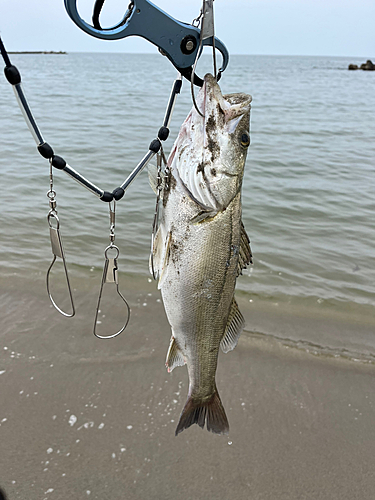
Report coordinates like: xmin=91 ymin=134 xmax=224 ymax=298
xmin=149 ymin=74 xmax=252 ymax=435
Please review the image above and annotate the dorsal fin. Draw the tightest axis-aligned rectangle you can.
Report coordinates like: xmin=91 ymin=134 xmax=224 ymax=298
xmin=220 ymin=298 xmax=245 ymax=353
xmin=237 ymin=221 xmax=253 ymax=276
xmin=166 ymin=336 xmax=186 ymax=373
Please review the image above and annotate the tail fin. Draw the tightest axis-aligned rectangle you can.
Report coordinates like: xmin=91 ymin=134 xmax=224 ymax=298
xmin=175 ymin=390 xmax=229 ymax=436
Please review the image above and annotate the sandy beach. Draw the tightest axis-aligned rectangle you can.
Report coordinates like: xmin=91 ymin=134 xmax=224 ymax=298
xmin=0 ymin=274 xmax=374 ymax=499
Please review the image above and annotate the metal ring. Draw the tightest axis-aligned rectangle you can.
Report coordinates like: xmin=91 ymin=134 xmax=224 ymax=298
xmin=104 ymin=244 xmax=120 ymax=260
xmin=47 ymin=190 xmax=56 ymax=199
xmin=47 ymin=211 xmax=60 ymax=229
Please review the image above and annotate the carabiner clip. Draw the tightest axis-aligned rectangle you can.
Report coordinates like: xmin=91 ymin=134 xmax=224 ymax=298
xmin=64 ymin=0 xmax=229 ymax=86
xmin=93 ymin=244 xmax=130 ymax=339
xmin=150 ymin=151 xmax=164 ymax=280
xmin=46 ymin=211 xmax=75 ymax=317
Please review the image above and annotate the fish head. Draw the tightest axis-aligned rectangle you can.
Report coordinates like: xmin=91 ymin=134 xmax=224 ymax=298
xmin=172 ymin=74 xmax=252 ymax=213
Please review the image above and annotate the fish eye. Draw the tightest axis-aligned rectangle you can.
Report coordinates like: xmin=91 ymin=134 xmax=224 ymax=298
xmin=240 ymin=133 xmax=250 ymax=148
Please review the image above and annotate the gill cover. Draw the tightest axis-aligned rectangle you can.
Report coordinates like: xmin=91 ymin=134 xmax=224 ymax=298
xmin=172 ymin=74 xmax=252 ymax=215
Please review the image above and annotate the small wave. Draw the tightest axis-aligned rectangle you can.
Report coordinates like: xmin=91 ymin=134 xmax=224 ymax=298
xmin=243 ymin=329 xmax=375 ymax=365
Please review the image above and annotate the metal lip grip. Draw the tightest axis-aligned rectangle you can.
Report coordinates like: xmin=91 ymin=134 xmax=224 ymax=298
xmin=64 ymin=0 xmax=229 ymax=86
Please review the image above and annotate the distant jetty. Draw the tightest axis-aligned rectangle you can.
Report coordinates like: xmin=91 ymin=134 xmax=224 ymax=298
xmin=8 ymin=51 xmax=66 ymax=55
xmin=348 ymin=59 xmax=375 ymax=71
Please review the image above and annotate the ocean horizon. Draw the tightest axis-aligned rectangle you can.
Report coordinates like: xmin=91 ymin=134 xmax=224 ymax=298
xmin=0 ymin=52 xmax=374 ymax=360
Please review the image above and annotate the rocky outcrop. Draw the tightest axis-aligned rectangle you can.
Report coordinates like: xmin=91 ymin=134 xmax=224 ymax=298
xmin=349 ymin=60 xmax=375 ymax=71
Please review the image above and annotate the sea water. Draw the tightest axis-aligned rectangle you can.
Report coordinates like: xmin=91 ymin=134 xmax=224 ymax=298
xmin=0 ymin=53 xmax=374 ymax=354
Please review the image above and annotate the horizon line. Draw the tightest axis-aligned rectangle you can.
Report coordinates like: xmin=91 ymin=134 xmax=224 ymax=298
xmin=7 ymin=51 xmax=374 ymax=59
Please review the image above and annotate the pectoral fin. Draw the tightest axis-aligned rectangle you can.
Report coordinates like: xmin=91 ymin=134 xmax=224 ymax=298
xmin=149 ymin=226 xmax=162 ymax=278
xmin=190 ymin=210 xmax=218 ymax=224
xmin=149 ymin=228 xmax=172 ymax=289
xmin=237 ymin=221 xmax=253 ymax=276
xmin=220 ymin=298 xmax=245 ymax=353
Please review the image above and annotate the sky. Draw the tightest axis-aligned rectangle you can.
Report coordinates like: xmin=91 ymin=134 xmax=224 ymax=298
xmin=0 ymin=0 xmax=374 ymax=58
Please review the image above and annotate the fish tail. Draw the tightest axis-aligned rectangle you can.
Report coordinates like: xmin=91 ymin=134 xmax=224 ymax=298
xmin=175 ymin=389 xmax=229 ymax=436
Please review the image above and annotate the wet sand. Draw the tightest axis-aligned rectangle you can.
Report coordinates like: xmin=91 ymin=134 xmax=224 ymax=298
xmin=1 ymin=275 xmax=375 ymax=499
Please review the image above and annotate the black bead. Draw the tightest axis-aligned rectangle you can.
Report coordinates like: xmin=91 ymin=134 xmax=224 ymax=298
xmin=52 ymin=155 xmax=66 ymax=170
xmin=100 ymin=191 xmax=114 ymax=202
xmin=149 ymin=139 xmax=161 ymax=153
xmin=158 ymin=126 xmax=169 ymax=141
xmin=37 ymin=142 xmax=54 ymax=159
xmin=112 ymin=187 xmax=125 ymax=201
xmin=174 ymin=79 xmax=182 ymax=94
xmin=4 ymin=65 xmax=21 ymax=85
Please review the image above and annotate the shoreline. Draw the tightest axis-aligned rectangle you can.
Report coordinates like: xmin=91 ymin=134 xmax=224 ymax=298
xmin=1 ymin=270 xmax=374 ymax=364
xmin=1 ymin=275 xmax=375 ymax=499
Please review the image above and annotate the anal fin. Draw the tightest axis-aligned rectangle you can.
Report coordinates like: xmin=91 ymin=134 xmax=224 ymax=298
xmin=166 ymin=336 xmax=185 ymax=373
xmin=220 ymin=298 xmax=245 ymax=353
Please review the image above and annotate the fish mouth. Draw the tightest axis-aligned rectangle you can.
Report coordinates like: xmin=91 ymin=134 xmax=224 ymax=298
xmin=196 ymin=74 xmax=223 ymax=118
xmin=196 ymin=74 xmax=252 ymax=132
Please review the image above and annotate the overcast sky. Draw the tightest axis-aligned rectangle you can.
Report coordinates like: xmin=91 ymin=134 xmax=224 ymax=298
xmin=1 ymin=0 xmax=374 ymax=57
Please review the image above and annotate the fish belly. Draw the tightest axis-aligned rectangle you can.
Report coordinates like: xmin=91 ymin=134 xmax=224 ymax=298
xmin=160 ymin=192 xmax=242 ymax=398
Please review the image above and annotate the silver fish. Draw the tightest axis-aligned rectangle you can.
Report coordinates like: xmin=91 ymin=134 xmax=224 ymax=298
xmin=150 ymin=74 xmax=252 ymax=435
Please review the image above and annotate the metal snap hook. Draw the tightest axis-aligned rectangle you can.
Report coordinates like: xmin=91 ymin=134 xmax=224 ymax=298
xmin=150 ymin=150 xmax=164 ymax=280
xmin=93 ymin=244 xmax=130 ymax=340
xmin=46 ymin=211 xmax=75 ymax=317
